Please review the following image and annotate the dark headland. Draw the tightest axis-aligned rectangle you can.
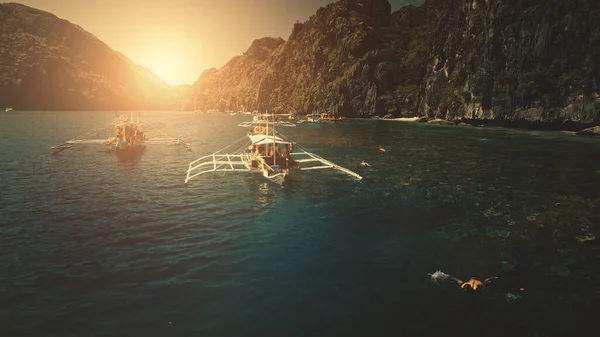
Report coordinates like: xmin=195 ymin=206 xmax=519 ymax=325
xmin=0 ymin=3 xmax=184 ymax=110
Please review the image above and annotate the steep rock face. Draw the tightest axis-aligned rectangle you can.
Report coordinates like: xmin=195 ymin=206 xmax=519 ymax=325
xmin=414 ymin=0 xmax=600 ymax=123
xmin=0 ymin=3 xmax=178 ymax=110
xmin=256 ymin=0 xmax=391 ymax=116
xmin=186 ymin=0 xmax=600 ymax=124
xmin=187 ymin=0 xmax=391 ymax=116
xmin=184 ymin=37 xmax=284 ymax=112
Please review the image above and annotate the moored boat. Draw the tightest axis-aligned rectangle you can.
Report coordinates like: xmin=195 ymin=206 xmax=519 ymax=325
xmin=238 ymin=111 xmax=296 ymax=128
xmin=321 ymin=113 xmax=345 ymax=122
xmin=185 ymin=112 xmax=361 ymax=185
xmin=297 ymin=112 xmax=322 ymax=124
xmin=50 ymin=112 xmax=190 ymax=156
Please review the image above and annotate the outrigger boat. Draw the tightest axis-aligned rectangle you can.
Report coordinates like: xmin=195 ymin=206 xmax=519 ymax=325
xmin=185 ymin=112 xmax=362 ymax=185
xmin=297 ymin=112 xmax=324 ymax=124
xmin=237 ymin=112 xmax=296 ymax=128
xmin=51 ymin=112 xmax=191 ymax=156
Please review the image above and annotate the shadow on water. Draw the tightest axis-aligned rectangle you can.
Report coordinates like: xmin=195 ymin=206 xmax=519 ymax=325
xmin=113 ymin=145 xmax=146 ymax=163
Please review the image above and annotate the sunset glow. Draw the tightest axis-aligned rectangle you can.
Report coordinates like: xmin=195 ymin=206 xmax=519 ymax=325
xmin=148 ymin=58 xmax=176 ymax=84
xmin=9 ymin=0 xmax=420 ymax=85
xmin=138 ymin=41 xmax=194 ymax=85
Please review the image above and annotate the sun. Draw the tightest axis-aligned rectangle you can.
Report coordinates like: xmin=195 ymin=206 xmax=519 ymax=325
xmin=140 ymin=45 xmax=186 ymax=85
xmin=143 ymin=51 xmax=182 ymax=85
xmin=148 ymin=58 xmax=176 ymax=84
xmin=133 ymin=34 xmax=201 ymax=85
xmin=128 ymin=30 xmax=201 ymax=85
xmin=142 ymin=50 xmax=199 ymax=85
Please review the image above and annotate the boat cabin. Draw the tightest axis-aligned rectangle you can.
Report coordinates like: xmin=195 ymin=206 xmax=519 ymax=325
xmin=247 ymin=134 xmax=295 ymax=173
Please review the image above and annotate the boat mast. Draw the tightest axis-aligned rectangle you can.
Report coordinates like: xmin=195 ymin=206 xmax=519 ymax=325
xmin=272 ymin=109 xmax=276 ymax=169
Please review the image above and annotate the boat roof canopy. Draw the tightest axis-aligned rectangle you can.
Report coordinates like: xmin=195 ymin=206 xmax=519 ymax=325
xmin=248 ymin=134 xmax=291 ymax=145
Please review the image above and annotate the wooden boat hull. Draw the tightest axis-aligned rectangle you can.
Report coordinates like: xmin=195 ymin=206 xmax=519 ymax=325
xmin=262 ymin=170 xmax=286 ymax=185
xmin=109 ymin=144 xmax=146 ymax=160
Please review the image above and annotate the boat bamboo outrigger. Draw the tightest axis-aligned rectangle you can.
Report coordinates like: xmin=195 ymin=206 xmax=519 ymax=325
xmin=185 ymin=111 xmax=362 ymax=185
xmin=50 ymin=112 xmax=191 ymax=156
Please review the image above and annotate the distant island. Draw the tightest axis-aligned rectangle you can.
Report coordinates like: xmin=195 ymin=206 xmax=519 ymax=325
xmin=1 ymin=0 xmax=599 ymax=130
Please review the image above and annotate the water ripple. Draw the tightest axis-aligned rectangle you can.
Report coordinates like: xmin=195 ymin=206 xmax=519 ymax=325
xmin=1 ymin=112 xmax=599 ymax=336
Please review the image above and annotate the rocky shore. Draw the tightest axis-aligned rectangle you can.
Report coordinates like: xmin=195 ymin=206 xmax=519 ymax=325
xmin=375 ymin=116 xmax=598 ymax=134
xmin=575 ymin=126 xmax=600 ymax=136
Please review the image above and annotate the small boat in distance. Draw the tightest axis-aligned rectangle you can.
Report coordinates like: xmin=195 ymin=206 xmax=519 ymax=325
xmin=238 ymin=111 xmax=296 ymax=128
xmin=321 ymin=113 xmax=345 ymax=122
xmin=5 ymin=107 xmax=13 ymax=112
xmin=185 ymin=111 xmax=362 ymax=185
xmin=297 ymin=112 xmax=321 ymax=124
xmin=51 ymin=112 xmax=191 ymax=156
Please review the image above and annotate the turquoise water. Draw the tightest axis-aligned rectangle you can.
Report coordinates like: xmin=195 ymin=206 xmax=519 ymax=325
xmin=1 ymin=111 xmax=599 ymax=336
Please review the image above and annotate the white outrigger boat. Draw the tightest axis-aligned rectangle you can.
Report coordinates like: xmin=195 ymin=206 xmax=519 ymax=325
xmin=185 ymin=112 xmax=362 ymax=185
xmin=237 ymin=112 xmax=296 ymax=128
xmin=51 ymin=112 xmax=191 ymax=156
xmin=297 ymin=112 xmax=324 ymax=124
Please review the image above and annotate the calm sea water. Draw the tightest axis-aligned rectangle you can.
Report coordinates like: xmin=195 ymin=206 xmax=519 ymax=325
xmin=1 ymin=111 xmax=599 ymax=336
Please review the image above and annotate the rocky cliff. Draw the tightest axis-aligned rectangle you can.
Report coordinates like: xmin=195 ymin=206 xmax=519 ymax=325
xmin=415 ymin=0 xmax=600 ymax=124
xmin=186 ymin=37 xmax=285 ymax=112
xmin=184 ymin=0 xmax=392 ymax=116
xmin=185 ymin=0 xmax=600 ymax=125
xmin=0 ymin=3 xmax=179 ymax=110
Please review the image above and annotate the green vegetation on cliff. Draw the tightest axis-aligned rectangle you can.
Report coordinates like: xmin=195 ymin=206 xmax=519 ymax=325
xmin=186 ymin=0 xmax=600 ymax=124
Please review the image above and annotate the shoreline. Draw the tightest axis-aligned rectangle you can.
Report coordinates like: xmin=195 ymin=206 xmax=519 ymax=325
xmin=363 ymin=116 xmax=599 ymax=134
xmin=389 ymin=117 xmax=421 ymax=122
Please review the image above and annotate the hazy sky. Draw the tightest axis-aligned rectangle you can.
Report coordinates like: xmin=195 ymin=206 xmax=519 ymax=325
xmin=7 ymin=0 xmax=424 ymax=85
